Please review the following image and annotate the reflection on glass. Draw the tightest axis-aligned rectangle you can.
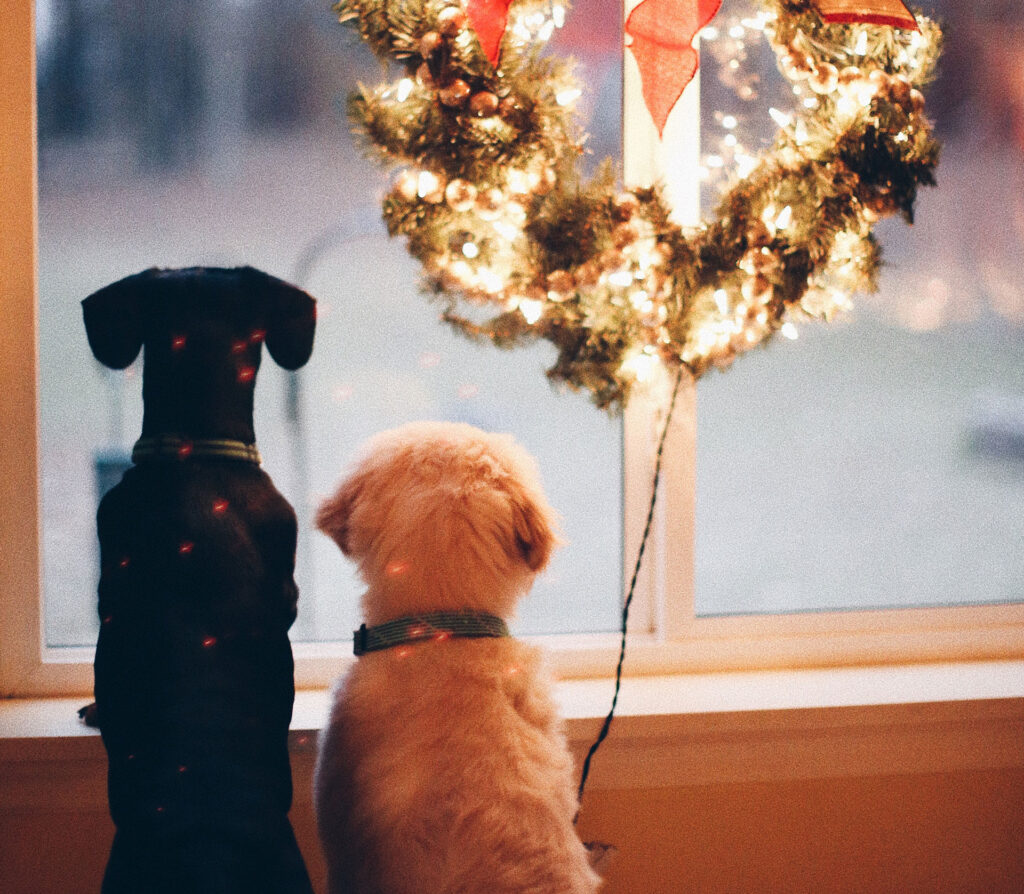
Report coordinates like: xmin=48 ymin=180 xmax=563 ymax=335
xmin=36 ymin=0 xmax=624 ymax=646
xmin=696 ymin=0 xmax=1024 ymax=614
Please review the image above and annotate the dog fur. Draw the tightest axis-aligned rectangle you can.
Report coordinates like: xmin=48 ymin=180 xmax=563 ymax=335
xmin=314 ymin=421 xmax=601 ymax=894
xmin=83 ymin=266 xmax=316 ymax=893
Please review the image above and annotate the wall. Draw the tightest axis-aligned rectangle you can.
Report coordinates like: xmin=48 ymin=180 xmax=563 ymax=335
xmin=3 ymin=702 xmax=1024 ymax=894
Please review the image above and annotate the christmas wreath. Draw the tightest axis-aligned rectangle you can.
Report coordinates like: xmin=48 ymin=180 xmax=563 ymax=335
xmin=335 ymin=0 xmax=941 ymax=410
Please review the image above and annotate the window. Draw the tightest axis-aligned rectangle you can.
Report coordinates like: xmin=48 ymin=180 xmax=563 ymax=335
xmin=3 ymin=0 xmax=1022 ymax=698
xmin=32 ymin=0 xmax=624 ymax=654
xmin=694 ymin=0 xmax=1024 ymax=619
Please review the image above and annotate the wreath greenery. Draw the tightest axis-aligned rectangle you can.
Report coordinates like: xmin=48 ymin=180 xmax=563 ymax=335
xmin=335 ymin=0 xmax=941 ymax=410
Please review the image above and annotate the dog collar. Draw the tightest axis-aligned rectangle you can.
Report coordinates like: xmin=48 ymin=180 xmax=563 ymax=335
xmin=353 ymin=611 xmax=510 ymax=657
xmin=132 ymin=435 xmax=262 ymax=465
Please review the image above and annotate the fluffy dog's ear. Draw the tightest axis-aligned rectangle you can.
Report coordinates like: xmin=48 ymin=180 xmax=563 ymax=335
xmin=81 ymin=270 xmax=151 ymax=369
xmin=316 ymin=475 xmax=361 ymax=556
xmin=242 ymin=267 xmax=317 ymax=371
xmin=511 ymin=488 xmax=557 ymax=573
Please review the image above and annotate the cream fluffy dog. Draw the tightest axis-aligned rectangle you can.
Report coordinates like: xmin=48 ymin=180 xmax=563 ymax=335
xmin=314 ymin=421 xmax=601 ymax=894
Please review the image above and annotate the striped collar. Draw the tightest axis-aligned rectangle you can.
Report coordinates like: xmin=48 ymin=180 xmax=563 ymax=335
xmin=132 ymin=435 xmax=262 ymax=465
xmin=353 ymin=611 xmax=510 ymax=656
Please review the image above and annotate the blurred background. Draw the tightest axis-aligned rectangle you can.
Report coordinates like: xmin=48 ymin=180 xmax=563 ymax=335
xmin=35 ymin=0 xmax=624 ymax=646
xmin=34 ymin=0 xmax=1023 ymax=647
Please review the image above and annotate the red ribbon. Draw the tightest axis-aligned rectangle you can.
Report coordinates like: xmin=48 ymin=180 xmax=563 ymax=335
xmin=466 ymin=0 xmax=514 ymax=67
xmin=810 ymin=0 xmax=918 ymax=30
xmin=626 ymin=0 xmax=723 ymax=137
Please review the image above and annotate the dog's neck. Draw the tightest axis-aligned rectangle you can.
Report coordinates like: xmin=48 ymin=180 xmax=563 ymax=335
xmin=132 ymin=434 xmax=262 ymax=465
xmin=138 ymin=318 xmax=264 ymax=445
xmin=353 ymin=610 xmax=510 ymax=656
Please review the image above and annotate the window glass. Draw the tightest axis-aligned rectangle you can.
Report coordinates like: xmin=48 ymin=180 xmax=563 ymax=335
xmin=36 ymin=0 xmax=623 ymax=646
xmin=696 ymin=0 xmax=1024 ymax=615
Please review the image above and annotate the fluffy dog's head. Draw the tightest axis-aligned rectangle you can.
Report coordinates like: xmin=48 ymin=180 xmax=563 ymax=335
xmin=316 ymin=422 xmax=559 ymax=624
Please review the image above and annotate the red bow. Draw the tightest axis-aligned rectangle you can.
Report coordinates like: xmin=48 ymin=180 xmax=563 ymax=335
xmin=466 ymin=0 xmax=514 ymax=67
xmin=810 ymin=0 xmax=918 ymax=30
xmin=626 ymin=0 xmax=723 ymax=137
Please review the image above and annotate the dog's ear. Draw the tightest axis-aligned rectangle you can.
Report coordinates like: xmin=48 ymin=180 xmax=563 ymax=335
xmin=510 ymin=486 xmax=557 ymax=573
xmin=242 ymin=267 xmax=316 ymax=371
xmin=81 ymin=270 xmax=151 ymax=369
xmin=316 ymin=474 xmax=362 ymax=557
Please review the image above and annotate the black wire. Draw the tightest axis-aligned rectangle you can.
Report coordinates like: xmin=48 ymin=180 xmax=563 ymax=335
xmin=576 ymin=364 xmax=687 ymax=810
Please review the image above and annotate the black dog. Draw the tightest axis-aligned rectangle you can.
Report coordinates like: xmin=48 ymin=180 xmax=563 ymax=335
xmin=83 ymin=266 xmax=316 ymax=893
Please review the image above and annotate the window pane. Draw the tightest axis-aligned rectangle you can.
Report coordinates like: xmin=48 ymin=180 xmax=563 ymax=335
xmin=696 ymin=0 xmax=1024 ymax=615
xmin=36 ymin=0 xmax=623 ymax=646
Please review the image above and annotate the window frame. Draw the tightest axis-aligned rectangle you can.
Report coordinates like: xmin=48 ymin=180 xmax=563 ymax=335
xmin=3 ymin=0 xmax=1023 ymax=698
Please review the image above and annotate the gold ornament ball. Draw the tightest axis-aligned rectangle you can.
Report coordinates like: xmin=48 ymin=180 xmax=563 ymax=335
xmin=612 ymin=222 xmax=638 ymax=249
xmin=889 ymin=76 xmax=912 ymax=108
xmin=612 ymin=191 xmax=640 ymax=221
xmin=437 ymin=6 xmax=467 ymax=37
xmin=868 ymin=69 xmax=890 ymax=91
xmin=476 ymin=187 xmax=505 ymax=221
xmin=445 ymin=178 xmax=478 ymax=212
xmin=416 ymin=62 xmax=435 ymax=88
xmin=575 ymin=259 xmax=602 ymax=287
xmin=439 ymin=79 xmax=472 ymax=107
xmin=808 ymin=62 xmax=839 ymax=95
xmin=546 ymin=269 xmax=575 ymax=296
xmin=420 ymin=30 xmax=443 ymax=57
xmin=781 ymin=49 xmax=812 ymax=81
xmin=469 ymin=91 xmax=500 ymax=117
xmin=415 ymin=169 xmax=447 ymax=203
xmin=498 ymin=95 xmax=524 ymax=122
xmin=395 ymin=170 xmax=420 ymax=202
xmin=838 ymin=66 xmax=862 ymax=86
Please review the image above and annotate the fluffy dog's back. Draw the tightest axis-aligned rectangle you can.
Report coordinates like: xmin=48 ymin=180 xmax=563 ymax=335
xmin=315 ymin=638 xmax=599 ymax=894
xmin=315 ymin=422 xmax=600 ymax=893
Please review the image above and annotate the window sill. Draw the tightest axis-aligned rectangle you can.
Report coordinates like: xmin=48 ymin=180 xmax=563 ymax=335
xmin=2 ymin=660 xmax=1023 ymax=795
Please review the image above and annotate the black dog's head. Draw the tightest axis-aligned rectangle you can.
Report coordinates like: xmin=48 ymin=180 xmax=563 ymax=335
xmin=82 ymin=266 xmax=316 ymax=443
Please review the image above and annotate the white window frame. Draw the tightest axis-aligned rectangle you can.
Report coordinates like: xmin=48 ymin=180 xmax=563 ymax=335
xmin=3 ymin=0 xmax=1023 ymax=698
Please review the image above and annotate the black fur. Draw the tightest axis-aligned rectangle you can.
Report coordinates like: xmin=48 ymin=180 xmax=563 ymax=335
xmin=83 ymin=266 xmax=316 ymax=893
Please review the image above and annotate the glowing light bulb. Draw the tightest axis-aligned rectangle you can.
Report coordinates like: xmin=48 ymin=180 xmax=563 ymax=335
xmin=774 ymin=205 xmax=793 ymax=230
xmin=714 ymin=289 xmax=730 ymax=314
xmin=781 ymin=322 xmax=799 ymax=340
xmin=629 ymin=290 xmax=650 ymax=309
xmin=417 ymin=170 xmax=441 ymax=198
xmin=519 ymin=298 xmax=544 ymax=324
xmin=462 ymin=242 xmax=479 ymax=259
xmin=396 ymin=78 xmax=414 ymax=102
xmin=556 ymin=87 xmax=582 ymax=106
xmin=621 ymin=348 xmax=658 ymax=383
xmin=477 ymin=268 xmax=504 ymax=293
xmin=736 ymin=154 xmax=759 ymax=178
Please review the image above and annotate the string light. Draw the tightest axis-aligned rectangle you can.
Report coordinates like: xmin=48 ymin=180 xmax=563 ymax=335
xmin=339 ymin=0 xmax=942 ymax=408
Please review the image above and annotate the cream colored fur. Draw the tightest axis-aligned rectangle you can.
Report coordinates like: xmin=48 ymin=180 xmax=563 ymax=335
xmin=314 ymin=421 xmax=601 ymax=894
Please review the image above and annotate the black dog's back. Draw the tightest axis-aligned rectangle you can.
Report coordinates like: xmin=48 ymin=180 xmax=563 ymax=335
xmin=95 ymin=463 xmax=298 ymax=828
xmin=84 ymin=267 xmax=316 ymax=893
